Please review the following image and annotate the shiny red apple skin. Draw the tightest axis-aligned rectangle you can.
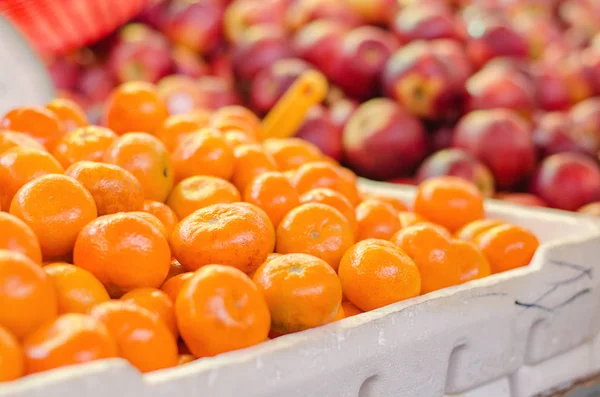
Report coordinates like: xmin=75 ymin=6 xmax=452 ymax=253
xmin=293 ymin=20 xmax=348 ymax=78
xmin=533 ymin=111 xmax=599 ymax=157
xmin=465 ymin=18 xmax=529 ymax=69
xmin=390 ymin=4 xmax=462 ymax=44
xmin=295 ymin=105 xmax=344 ymax=162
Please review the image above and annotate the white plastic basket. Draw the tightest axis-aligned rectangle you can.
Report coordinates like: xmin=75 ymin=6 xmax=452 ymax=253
xmin=2 ymin=180 xmax=600 ymax=397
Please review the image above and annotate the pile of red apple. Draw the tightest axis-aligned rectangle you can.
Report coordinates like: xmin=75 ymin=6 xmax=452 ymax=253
xmin=46 ymin=0 xmax=600 ymax=214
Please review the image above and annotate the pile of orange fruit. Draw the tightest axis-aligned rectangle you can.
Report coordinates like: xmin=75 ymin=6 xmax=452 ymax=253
xmin=0 ymin=81 xmax=539 ymax=381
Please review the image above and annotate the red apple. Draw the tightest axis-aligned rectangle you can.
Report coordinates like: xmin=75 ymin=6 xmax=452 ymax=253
xmin=465 ymin=18 xmax=528 ymax=68
xmin=429 ymin=126 xmax=454 ymax=152
xmin=386 ymin=177 xmax=416 ymax=185
xmin=453 ymin=109 xmax=536 ymax=188
xmin=332 ymin=26 xmax=398 ymax=100
xmin=533 ymin=111 xmax=599 ymax=157
xmin=134 ymin=0 xmax=169 ymax=29
xmin=582 ymin=47 xmax=600 ymax=96
xmin=381 ymin=40 xmax=460 ymax=120
xmin=343 ymin=98 xmax=427 ymax=180
xmin=157 ymin=75 xmax=205 ymax=115
xmin=163 ymin=0 xmax=224 ymax=55
xmin=196 ymin=76 xmax=243 ymax=110
xmin=345 ymin=0 xmax=398 ymax=25
xmin=465 ymin=62 xmax=536 ymax=117
xmin=430 ymin=39 xmax=473 ymax=90
xmin=328 ymin=98 xmax=359 ymax=131
xmin=416 ymin=148 xmax=495 ymax=196
xmin=529 ymin=152 xmax=600 ymax=211
xmin=47 ymin=57 xmax=81 ymax=91
xmin=250 ymin=58 xmax=313 ymax=115
xmin=171 ymin=46 xmax=210 ymax=79
xmin=286 ymin=0 xmax=363 ymax=32
xmin=495 ymin=193 xmax=547 ymax=207
xmin=295 ymin=105 xmax=344 ymax=162
xmin=77 ymin=65 xmax=117 ymax=103
xmin=107 ymin=23 xmax=173 ymax=84
xmin=293 ymin=20 xmax=348 ymax=78
xmin=210 ymin=50 xmax=236 ymax=86
xmin=232 ymin=25 xmax=295 ymax=81
xmin=578 ymin=201 xmax=600 ymax=216
xmin=224 ymin=0 xmax=286 ymax=43
xmin=390 ymin=4 xmax=462 ymax=44
xmin=570 ymin=97 xmax=600 ymax=150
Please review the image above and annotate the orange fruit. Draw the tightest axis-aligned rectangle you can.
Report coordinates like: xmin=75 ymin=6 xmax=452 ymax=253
xmin=176 ymin=264 xmax=270 ymax=357
xmin=263 ymin=138 xmax=324 ymax=171
xmin=121 ymin=288 xmax=178 ymax=338
xmin=391 ymin=223 xmax=461 ymax=294
xmin=276 ymin=203 xmax=354 ymax=271
xmin=143 ymin=200 xmax=179 ymax=236
xmin=223 ymin=130 xmax=258 ymax=148
xmin=0 ymin=147 xmax=64 ymax=210
xmin=104 ymin=132 xmax=174 ymax=202
xmin=0 ymin=250 xmax=57 ymax=339
xmin=43 ymin=263 xmax=109 ymax=314
xmin=129 ymin=212 xmax=168 ymax=239
xmin=454 ymin=219 xmax=505 ymax=241
xmin=244 ymin=171 xmax=300 ymax=227
xmin=89 ymin=300 xmax=177 ymax=373
xmin=52 ymin=126 xmax=118 ymax=168
xmin=398 ymin=211 xmax=428 ymax=229
xmin=161 ymin=272 xmax=193 ymax=302
xmin=355 ymin=199 xmax=401 ymax=241
xmin=1 ymin=106 xmax=65 ymax=150
xmin=299 ymin=188 xmax=357 ymax=235
xmin=210 ymin=106 xmax=262 ymax=140
xmin=167 ymin=176 xmax=241 ymax=220
xmin=332 ymin=306 xmax=345 ymax=321
xmin=341 ymin=301 xmax=363 ymax=317
xmin=104 ymin=81 xmax=169 ymax=135
xmin=474 ymin=224 xmax=539 ymax=273
xmin=453 ymin=240 xmax=491 ymax=283
xmin=171 ymin=128 xmax=235 ymax=182
xmin=46 ymin=98 xmax=88 ymax=132
xmin=65 ymin=161 xmax=144 ymax=216
xmin=231 ymin=144 xmax=278 ymax=192
xmin=155 ymin=110 xmax=211 ymax=152
xmin=253 ymin=253 xmax=342 ymax=334
xmin=291 ymin=161 xmax=360 ymax=205
xmin=171 ymin=203 xmax=275 ymax=274
xmin=165 ymin=258 xmax=186 ymax=281
xmin=0 ymin=130 xmax=46 ymax=153
xmin=74 ymin=213 xmax=171 ymax=297
xmin=23 ymin=313 xmax=117 ymax=374
xmin=0 ymin=325 xmax=23 ymax=381
xmin=414 ymin=176 xmax=484 ymax=232
xmin=338 ymin=239 xmax=421 ymax=311
xmin=10 ymin=174 xmax=97 ymax=259
xmin=367 ymin=195 xmax=408 ymax=212
xmin=0 ymin=212 xmax=42 ymax=264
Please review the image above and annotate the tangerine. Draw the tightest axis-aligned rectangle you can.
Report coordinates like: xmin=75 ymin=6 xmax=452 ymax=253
xmin=167 ymin=176 xmax=240 ymax=220
xmin=244 ymin=171 xmax=300 ymax=227
xmin=52 ymin=126 xmax=118 ymax=168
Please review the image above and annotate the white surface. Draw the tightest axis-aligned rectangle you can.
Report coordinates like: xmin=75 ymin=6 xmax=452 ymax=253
xmin=1 ymin=181 xmax=600 ymax=397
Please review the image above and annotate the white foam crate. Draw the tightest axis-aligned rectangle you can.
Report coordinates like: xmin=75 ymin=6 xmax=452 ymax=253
xmin=2 ymin=180 xmax=600 ymax=397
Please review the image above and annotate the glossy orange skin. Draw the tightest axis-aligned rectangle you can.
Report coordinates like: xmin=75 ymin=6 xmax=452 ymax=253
xmin=129 ymin=212 xmax=168 ymax=239
xmin=104 ymin=132 xmax=174 ymax=202
xmin=155 ymin=111 xmax=211 ymax=152
xmin=167 ymin=176 xmax=241 ymax=220
xmin=231 ymin=144 xmax=278 ymax=192
xmin=454 ymin=219 xmax=505 ymax=241
xmin=355 ymin=199 xmax=401 ymax=241
xmin=0 ymin=250 xmax=57 ymax=339
xmin=46 ymin=98 xmax=88 ymax=133
xmin=171 ymin=203 xmax=275 ymax=273
xmin=52 ymin=126 xmax=118 ymax=168
xmin=398 ymin=211 xmax=429 ymax=229
xmin=223 ymin=130 xmax=258 ymax=148
xmin=177 ymin=265 xmax=270 ymax=357
xmin=210 ymin=106 xmax=262 ymax=140
xmin=367 ymin=195 xmax=408 ymax=212
xmin=263 ymin=138 xmax=324 ymax=171
xmin=0 ymin=147 xmax=64 ymax=210
xmin=341 ymin=301 xmax=363 ymax=317
xmin=414 ymin=176 xmax=485 ymax=232
xmin=474 ymin=224 xmax=540 ymax=273
xmin=0 ymin=212 xmax=42 ymax=264
xmin=104 ymin=81 xmax=169 ymax=135
xmin=165 ymin=258 xmax=186 ymax=281
xmin=276 ymin=203 xmax=354 ymax=271
xmin=1 ymin=106 xmax=65 ymax=151
xmin=10 ymin=174 xmax=97 ymax=259
xmin=89 ymin=300 xmax=177 ymax=373
xmin=338 ymin=239 xmax=421 ymax=311
xmin=23 ymin=313 xmax=117 ymax=374
xmin=74 ymin=213 xmax=171 ymax=297
xmin=65 ymin=161 xmax=145 ymax=216
xmin=0 ymin=325 xmax=23 ymax=381
xmin=299 ymin=188 xmax=357 ymax=236
xmin=171 ymin=129 xmax=235 ymax=182
xmin=0 ymin=130 xmax=46 ymax=153
xmin=453 ymin=240 xmax=491 ymax=283
xmin=244 ymin=171 xmax=300 ymax=227
xmin=143 ymin=200 xmax=179 ymax=236
xmin=161 ymin=272 xmax=193 ymax=302
xmin=291 ymin=161 xmax=360 ymax=205
xmin=253 ymin=253 xmax=341 ymax=334
xmin=391 ymin=223 xmax=461 ymax=294
xmin=44 ymin=263 xmax=110 ymax=314
xmin=121 ymin=288 xmax=178 ymax=338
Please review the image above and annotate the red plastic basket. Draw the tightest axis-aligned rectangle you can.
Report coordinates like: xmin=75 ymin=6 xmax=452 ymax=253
xmin=0 ymin=0 xmax=151 ymax=56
